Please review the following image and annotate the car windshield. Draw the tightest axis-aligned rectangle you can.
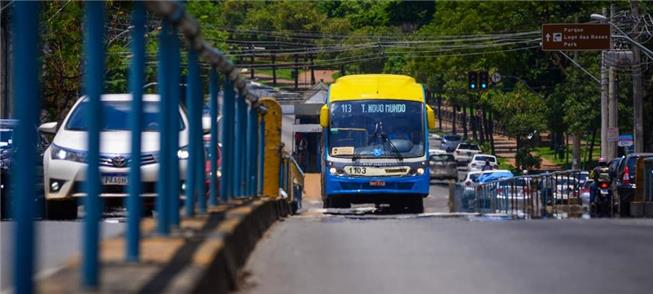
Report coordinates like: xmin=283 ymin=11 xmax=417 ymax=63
xmin=328 ymin=100 xmax=425 ymax=158
xmin=430 ymin=154 xmax=454 ymax=162
xmin=66 ymin=101 xmax=185 ymax=131
xmin=474 ymin=156 xmax=495 ymax=162
xmin=458 ymin=144 xmax=479 ymax=150
xmin=444 ymin=135 xmax=461 ymax=141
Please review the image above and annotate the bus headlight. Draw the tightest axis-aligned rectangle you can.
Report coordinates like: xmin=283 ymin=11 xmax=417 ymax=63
xmin=416 ymin=168 xmax=425 ymax=175
xmin=329 ymin=167 xmax=337 ymax=175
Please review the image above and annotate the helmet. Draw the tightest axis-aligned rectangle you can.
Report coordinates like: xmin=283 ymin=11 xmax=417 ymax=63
xmin=598 ymin=157 xmax=607 ymax=164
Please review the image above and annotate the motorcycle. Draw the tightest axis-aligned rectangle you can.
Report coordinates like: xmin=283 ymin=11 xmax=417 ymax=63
xmin=592 ymin=177 xmax=612 ymax=217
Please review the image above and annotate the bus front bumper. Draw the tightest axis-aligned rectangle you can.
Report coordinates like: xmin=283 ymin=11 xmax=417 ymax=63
xmin=324 ymin=173 xmax=430 ymax=197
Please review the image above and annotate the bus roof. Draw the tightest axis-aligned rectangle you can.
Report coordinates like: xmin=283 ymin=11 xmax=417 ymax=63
xmin=328 ymin=74 xmax=424 ymax=103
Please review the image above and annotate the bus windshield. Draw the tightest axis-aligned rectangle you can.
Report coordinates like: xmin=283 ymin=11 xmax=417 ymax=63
xmin=328 ymin=100 xmax=424 ymax=159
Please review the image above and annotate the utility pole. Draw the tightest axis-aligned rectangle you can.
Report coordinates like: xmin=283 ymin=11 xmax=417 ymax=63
xmin=249 ymin=43 xmax=255 ymax=80
xmin=631 ymin=0 xmax=645 ymax=153
xmin=600 ymin=7 xmax=609 ymax=160
xmin=607 ymin=4 xmax=619 ymax=160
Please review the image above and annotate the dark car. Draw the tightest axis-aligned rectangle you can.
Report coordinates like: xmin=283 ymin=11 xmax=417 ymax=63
xmin=613 ymin=153 xmax=653 ymax=216
xmin=441 ymin=134 xmax=462 ymax=152
xmin=1 ymin=119 xmax=47 ymax=219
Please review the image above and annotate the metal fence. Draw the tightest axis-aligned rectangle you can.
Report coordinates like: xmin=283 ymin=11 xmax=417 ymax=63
xmin=9 ymin=1 xmax=277 ymax=292
xmin=453 ymin=170 xmax=589 ymax=219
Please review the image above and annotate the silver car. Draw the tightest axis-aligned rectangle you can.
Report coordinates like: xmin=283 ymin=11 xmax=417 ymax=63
xmin=429 ymin=153 xmax=457 ymax=180
xmin=441 ymin=134 xmax=462 ymax=152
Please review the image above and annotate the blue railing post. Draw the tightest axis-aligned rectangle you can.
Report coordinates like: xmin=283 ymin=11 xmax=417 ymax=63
xmin=156 ymin=20 xmax=172 ymax=235
xmin=126 ymin=1 xmax=145 ymax=262
xmin=221 ymin=78 xmax=235 ymax=201
xmin=11 ymin=2 xmax=40 ymax=293
xmin=168 ymin=26 xmax=181 ymax=227
xmin=244 ymin=105 xmax=253 ymax=196
xmin=185 ymin=50 xmax=200 ymax=217
xmin=209 ymin=67 xmax=219 ymax=206
xmin=233 ymin=95 xmax=242 ymax=198
xmin=258 ymin=114 xmax=265 ymax=195
xmin=240 ymin=98 xmax=248 ymax=196
xmin=82 ymin=1 xmax=105 ymax=288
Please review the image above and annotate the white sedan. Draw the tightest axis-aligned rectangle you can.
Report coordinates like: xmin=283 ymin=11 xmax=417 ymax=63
xmin=40 ymin=94 xmax=191 ymax=219
xmin=453 ymin=143 xmax=481 ymax=164
xmin=468 ymin=154 xmax=498 ymax=171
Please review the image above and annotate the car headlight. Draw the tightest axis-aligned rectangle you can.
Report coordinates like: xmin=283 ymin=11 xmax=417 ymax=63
xmin=216 ymin=169 xmax=222 ymax=178
xmin=50 ymin=144 xmax=86 ymax=163
xmin=177 ymin=146 xmax=189 ymax=159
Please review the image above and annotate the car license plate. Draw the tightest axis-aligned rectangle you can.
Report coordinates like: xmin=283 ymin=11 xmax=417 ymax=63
xmin=369 ymin=180 xmax=385 ymax=187
xmin=102 ymin=174 xmax=128 ymax=185
xmin=600 ymin=189 xmax=609 ymax=195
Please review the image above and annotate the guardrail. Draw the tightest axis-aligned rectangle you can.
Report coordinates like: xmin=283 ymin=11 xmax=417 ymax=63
xmin=280 ymin=153 xmax=305 ymax=214
xmin=453 ymin=170 xmax=589 ymax=219
xmin=8 ymin=1 xmax=280 ymax=292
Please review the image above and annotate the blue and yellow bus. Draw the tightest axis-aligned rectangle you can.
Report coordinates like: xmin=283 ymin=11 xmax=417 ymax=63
xmin=319 ymin=74 xmax=436 ymax=212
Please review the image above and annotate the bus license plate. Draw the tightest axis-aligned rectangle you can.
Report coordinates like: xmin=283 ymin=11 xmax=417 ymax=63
xmin=369 ymin=180 xmax=385 ymax=187
xmin=102 ymin=174 xmax=128 ymax=185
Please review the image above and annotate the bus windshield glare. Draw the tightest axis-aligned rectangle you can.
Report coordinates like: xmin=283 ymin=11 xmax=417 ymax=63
xmin=328 ymin=100 xmax=424 ymax=158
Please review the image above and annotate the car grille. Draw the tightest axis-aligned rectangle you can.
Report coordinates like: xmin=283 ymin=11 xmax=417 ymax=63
xmin=98 ymin=154 xmax=157 ymax=167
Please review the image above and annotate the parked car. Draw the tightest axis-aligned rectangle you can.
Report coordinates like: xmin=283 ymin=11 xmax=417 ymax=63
xmin=453 ymin=143 xmax=481 ymax=164
xmin=429 ymin=148 xmax=446 ymax=156
xmin=441 ymin=134 xmax=462 ymax=152
xmin=467 ymin=154 xmax=497 ymax=171
xmin=429 ymin=153 xmax=457 ymax=180
xmin=552 ymin=176 xmax=580 ymax=202
xmin=40 ymin=94 xmax=191 ymax=219
xmin=579 ymin=179 xmax=593 ymax=207
xmin=1 ymin=119 xmax=47 ymax=219
xmin=613 ymin=153 xmax=653 ymax=216
xmin=203 ymin=135 xmax=222 ymax=196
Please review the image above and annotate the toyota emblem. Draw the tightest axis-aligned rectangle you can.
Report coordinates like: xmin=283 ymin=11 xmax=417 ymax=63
xmin=111 ymin=156 xmax=127 ymax=167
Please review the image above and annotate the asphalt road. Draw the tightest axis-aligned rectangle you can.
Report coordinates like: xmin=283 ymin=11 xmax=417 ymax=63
xmin=237 ymin=195 xmax=653 ymax=294
xmin=0 ymin=221 xmax=123 ymax=292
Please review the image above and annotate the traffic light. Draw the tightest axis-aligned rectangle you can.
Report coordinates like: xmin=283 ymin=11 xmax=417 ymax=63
xmin=468 ymin=71 xmax=478 ymax=90
xmin=479 ymin=71 xmax=489 ymax=90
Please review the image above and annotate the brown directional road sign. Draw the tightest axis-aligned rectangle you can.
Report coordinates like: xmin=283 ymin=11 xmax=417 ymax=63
xmin=541 ymin=23 xmax=611 ymax=51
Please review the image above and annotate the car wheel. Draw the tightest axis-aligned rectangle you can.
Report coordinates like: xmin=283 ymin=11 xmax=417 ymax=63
xmin=46 ymin=199 xmax=78 ymax=220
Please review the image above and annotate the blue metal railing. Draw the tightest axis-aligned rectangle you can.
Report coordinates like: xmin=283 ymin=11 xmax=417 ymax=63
xmin=9 ymin=1 xmax=270 ymax=292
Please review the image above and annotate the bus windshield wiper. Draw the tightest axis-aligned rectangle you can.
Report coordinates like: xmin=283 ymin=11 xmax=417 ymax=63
xmin=351 ymin=149 xmax=361 ymax=162
xmin=381 ymin=134 xmax=403 ymax=161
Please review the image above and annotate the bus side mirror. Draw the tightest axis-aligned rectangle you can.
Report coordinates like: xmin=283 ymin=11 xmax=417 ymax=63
xmin=426 ymin=105 xmax=436 ymax=130
xmin=319 ymin=105 xmax=329 ymax=128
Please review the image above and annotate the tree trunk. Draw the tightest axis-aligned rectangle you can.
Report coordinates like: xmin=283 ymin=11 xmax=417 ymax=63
xmin=572 ymin=133 xmax=581 ymax=170
xmin=462 ymin=105 xmax=468 ymax=140
xmin=470 ymin=103 xmax=477 ymax=141
xmin=489 ymin=110 xmax=495 ymax=155
xmin=437 ymin=96 xmax=442 ymax=131
xmin=478 ymin=107 xmax=485 ymax=144
xmin=452 ymin=105 xmax=457 ymax=134
xmin=587 ymin=128 xmax=597 ymax=166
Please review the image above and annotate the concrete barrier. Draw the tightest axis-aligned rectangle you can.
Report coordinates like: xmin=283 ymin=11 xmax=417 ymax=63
xmin=38 ymin=198 xmax=290 ymax=293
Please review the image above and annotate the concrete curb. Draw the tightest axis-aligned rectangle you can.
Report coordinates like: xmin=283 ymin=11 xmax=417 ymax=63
xmin=38 ymin=197 xmax=290 ymax=294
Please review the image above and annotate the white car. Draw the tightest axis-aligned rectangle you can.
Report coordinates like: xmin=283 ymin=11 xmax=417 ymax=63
xmin=467 ymin=154 xmax=498 ymax=171
xmin=40 ymin=94 xmax=190 ymax=219
xmin=453 ymin=143 xmax=481 ymax=164
xmin=429 ymin=148 xmax=446 ymax=156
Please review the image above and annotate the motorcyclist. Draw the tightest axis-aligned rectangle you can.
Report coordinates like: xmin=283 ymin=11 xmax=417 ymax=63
xmin=589 ymin=158 xmax=610 ymax=215
xmin=482 ymin=159 xmax=493 ymax=171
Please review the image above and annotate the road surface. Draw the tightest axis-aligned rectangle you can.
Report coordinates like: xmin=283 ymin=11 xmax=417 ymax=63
xmin=237 ymin=188 xmax=653 ymax=294
xmin=0 ymin=221 xmax=123 ymax=292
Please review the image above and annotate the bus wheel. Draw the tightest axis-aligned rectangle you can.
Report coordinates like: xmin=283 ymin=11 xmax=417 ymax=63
xmin=410 ymin=197 xmax=424 ymax=214
xmin=324 ymin=197 xmax=350 ymax=209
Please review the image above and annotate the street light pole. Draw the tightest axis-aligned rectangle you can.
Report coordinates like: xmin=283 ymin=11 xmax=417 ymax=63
xmin=631 ymin=0 xmax=645 ymax=153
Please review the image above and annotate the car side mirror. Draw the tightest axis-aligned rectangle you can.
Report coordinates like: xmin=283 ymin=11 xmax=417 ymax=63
xmin=319 ymin=104 xmax=329 ymax=128
xmin=426 ymin=105 xmax=436 ymax=130
xmin=38 ymin=122 xmax=58 ymax=134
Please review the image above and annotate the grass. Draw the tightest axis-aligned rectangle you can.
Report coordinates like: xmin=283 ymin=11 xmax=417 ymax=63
xmin=533 ymin=145 xmax=602 ymax=169
xmin=257 ymin=68 xmax=294 ymax=80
